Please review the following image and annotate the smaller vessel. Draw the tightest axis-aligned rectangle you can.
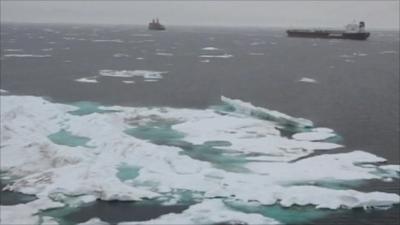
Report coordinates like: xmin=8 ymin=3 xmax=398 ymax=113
xmin=148 ymin=18 xmax=166 ymax=31
xmin=287 ymin=21 xmax=370 ymax=40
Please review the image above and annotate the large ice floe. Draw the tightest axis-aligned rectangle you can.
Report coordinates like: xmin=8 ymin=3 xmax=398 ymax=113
xmin=1 ymin=95 xmax=399 ymax=225
xmin=99 ymin=70 xmax=166 ymax=81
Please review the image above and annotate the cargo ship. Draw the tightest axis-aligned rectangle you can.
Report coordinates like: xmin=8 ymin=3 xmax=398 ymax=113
xmin=148 ymin=18 xmax=166 ymax=31
xmin=286 ymin=21 xmax=370 ymax=40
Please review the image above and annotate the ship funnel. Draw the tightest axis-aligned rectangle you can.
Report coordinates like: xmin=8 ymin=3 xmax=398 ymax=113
xmin=359 ymin=21 xmax=365 ymax=28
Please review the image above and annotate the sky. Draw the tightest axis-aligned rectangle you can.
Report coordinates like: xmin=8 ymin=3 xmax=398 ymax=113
xmin=1 ymin=1 xmax=399 ymax=30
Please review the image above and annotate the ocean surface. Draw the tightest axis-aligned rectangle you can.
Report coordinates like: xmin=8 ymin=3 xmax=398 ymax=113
xmin=0 ymin=23 xmax=399 ymax=225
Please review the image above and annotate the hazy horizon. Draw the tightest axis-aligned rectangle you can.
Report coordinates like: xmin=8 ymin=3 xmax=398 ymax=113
xmin=1 ymin=1 xmax=399 ymax=30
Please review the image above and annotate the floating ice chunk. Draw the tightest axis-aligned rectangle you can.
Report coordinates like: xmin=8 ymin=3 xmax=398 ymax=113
xmin=220 ymin=96 xmax=313 ymax=128
xmin=345 ymin=59 xmax=355 ymax=63
xmin=0 ymin=89 xmax=8 ymax=94
xmin=132 ymin=33 xmax=152 ymax=37
xmin=3 ymin=54 xmax=51 ymax=58
xmin=380 ymin=50 xmax=397 ymax=54
xmin=299 ymin=77 xmax=317 ymax=83
xmin=246 ymin=151 xmax=387 ymax=181
xmin=199 ymin=54 xmax=233 ymax=58
xmin=99 ymin=70 xmax=166 ymax=80
xmin=353 ymin=52 xmax=368 ymax=56
xmin=156 ymin=52 xmax=174 ymax=56
xmin=113 ymin=53 xmax=130 ymax=58
xmin=379 ymin=165 xmax=400 ymax=172
xmin=250 ymin=41 xmax=266 ymax=46
xmin=136 ymin=57 xmax=144 ymax=60
xmin=75 ymin=77 xmax=98 ymax=83
xmin=312 ymin=127 xmax=334 ymax=133
xmin=200 ymin=59 xmax=210 ymax=63
xmin=78 ymin=218 xmax=109 ymax=225
xmin=92 ymin=39 xmax=124 ymax=43
xmin=339 ymin=54 xmax=354 ymax=58
xmin=292 ymin=131 xmax=335 ymax=141
xmin=276 ymin=186 xmax=400 ymax=209
xmin=63 ymin=37 xmax=76 ymax=40
xmin=4 ymin=49 xmax=23 ymax=52
xmin=0 ymin=198 xmax=64 ymax=225
xmin=41 ymin=48 xmax=53 ymax=52
xmin=202 ymin=47 xmax=219 ymax=50
xmin=119 ymin=199 xmax=279 ymax=225
xmin=122 ymin=80 xmax=135 ymax=84
xmin=249 ymin=52 xmax=265 ymax=56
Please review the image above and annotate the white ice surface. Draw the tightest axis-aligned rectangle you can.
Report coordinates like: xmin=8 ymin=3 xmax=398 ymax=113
xmin=1 ymin=95 xmax=399 ymax=224
xmin=0 ymin=198 xmax=64 ymax=225
xmin=119 ymin=199 xmax=279 ymax=225
xmin=292 ymin=131 xmax=335 ymax=141
xmin=99 ymin=70 xmax=166 ymax=80
xmin=3 ymin=54 xmax=51 ymax=58
xmin=78 ymin=218 xmax=109 ymax=225
xmin=202 ymin=47 xmax=219 ymax=50
xmin=75 ymin=77 xmax=98 ymax=83
xmin=299 ymin=77 xmax=317 ymax=83
xmin=199 ymin=54 xmax=233 ymax=58
xmin=92 ymin=39 xmax=124 ymax=43
xmin=156 ymin=52 xmax=174 ymax=56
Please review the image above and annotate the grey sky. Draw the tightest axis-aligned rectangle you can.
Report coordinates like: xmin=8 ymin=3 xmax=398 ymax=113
xmin=1 ymin=1 xmax=399 ymax=29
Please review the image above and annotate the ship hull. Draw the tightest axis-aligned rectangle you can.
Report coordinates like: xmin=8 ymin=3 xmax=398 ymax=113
xmin=287 ymin=30 xmax=370 ymax=40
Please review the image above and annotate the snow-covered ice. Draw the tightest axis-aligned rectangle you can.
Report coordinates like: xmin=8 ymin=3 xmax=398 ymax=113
xmin=75 ymin=77 xmax=98 ymax=83
xmin=1 ymin=95 xmax=399 ymax=224
xmin=99 ymin=70 xmax=166 ymax=80
xmin=3 ymin=54 xmax=51 ymax=58
xmin=199 ymin=54 xmax=233 ymax=58
xmin=299 ymin=77 xmax=317 ymax=83
xmin=202 ymin=47 xmax=219 ymax=51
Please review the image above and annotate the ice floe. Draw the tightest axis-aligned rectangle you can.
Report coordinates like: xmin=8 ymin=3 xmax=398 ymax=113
xmin=0 ymin=89 xmax=8 ymax=94
xmin=92 ymin=39 xmax=124 ymax=43
xmin=299 ymin=77 xmax=317 ymax=83
xmin=1 ymin=95 xmax=399 ymax=224
xmin=75 ymin=77 xmax=98 ymax=83
xmin=99 ymin=70 xmax=166 ymax=80
xmin=41 ymin=48 xmax=53 ymax=52
xmin=4 ymin=49 xmax=23 ymax=52
xmin=380 ymin=50 xmax=397 ymax=54
xmin=199 ymin=54 xmax=233 ymax=58
xmin=3 ymin=54 xmax=51 ymax=58
xmin=292 ymin=131 xmax=336 ymax=141
xmin=249 ymin=52 xmax=265 ymax=56
xmin=156 ymin=52 xmax=174 ymax=56
xmin=202 ymin=47 xmax=219 ymax=51
xmin=122 ymin=80 xmax=135 ymax=84
xmin=119 ymin=199 xmax=279 ymax=225
xmin=113 ymin=53 xmax=130 ymax=58
xmin=200 ymin=59 xmax=210 ymax=63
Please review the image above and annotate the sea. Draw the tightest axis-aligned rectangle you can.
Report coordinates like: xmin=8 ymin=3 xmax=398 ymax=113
xmin=0 ymin=23 xmax=399 ymax=225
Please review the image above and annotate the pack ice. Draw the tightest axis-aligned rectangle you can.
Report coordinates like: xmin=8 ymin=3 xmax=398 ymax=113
xmin=0 ymin=95 xmax=399 ymax=225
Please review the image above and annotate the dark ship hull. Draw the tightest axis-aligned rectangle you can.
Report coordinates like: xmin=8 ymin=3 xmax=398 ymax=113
xmin=148 ymin=24 xmax=165 ymax=30
xmin=287 ymin=30 xmax=370 ymax=40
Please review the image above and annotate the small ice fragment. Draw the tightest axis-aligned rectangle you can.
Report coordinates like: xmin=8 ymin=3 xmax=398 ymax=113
xmin=202 ymin=47 xmax=219 ymax=50
xmin=75 ymin=77 xmax=98 ymax=83
xmin=113 ymin=53 xmax=130 ymax=58
xmin=156 ymin=52 xmax=174 ymax=56
xmin=292 ymin=132 xmax=336 ymax=141
xmin=199 ymin=54 xmax=233 ymax=58
xmin=299 ymin=77 xmax=317 ymax=83
xmin=122 ymin=80 xmax=135 ymax=84
xmin=4 ymin=54 xmax=51 ymax=58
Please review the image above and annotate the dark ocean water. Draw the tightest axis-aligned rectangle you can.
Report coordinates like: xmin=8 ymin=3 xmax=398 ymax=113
xmin=0 ymin=23 xmax=399 ymax=224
